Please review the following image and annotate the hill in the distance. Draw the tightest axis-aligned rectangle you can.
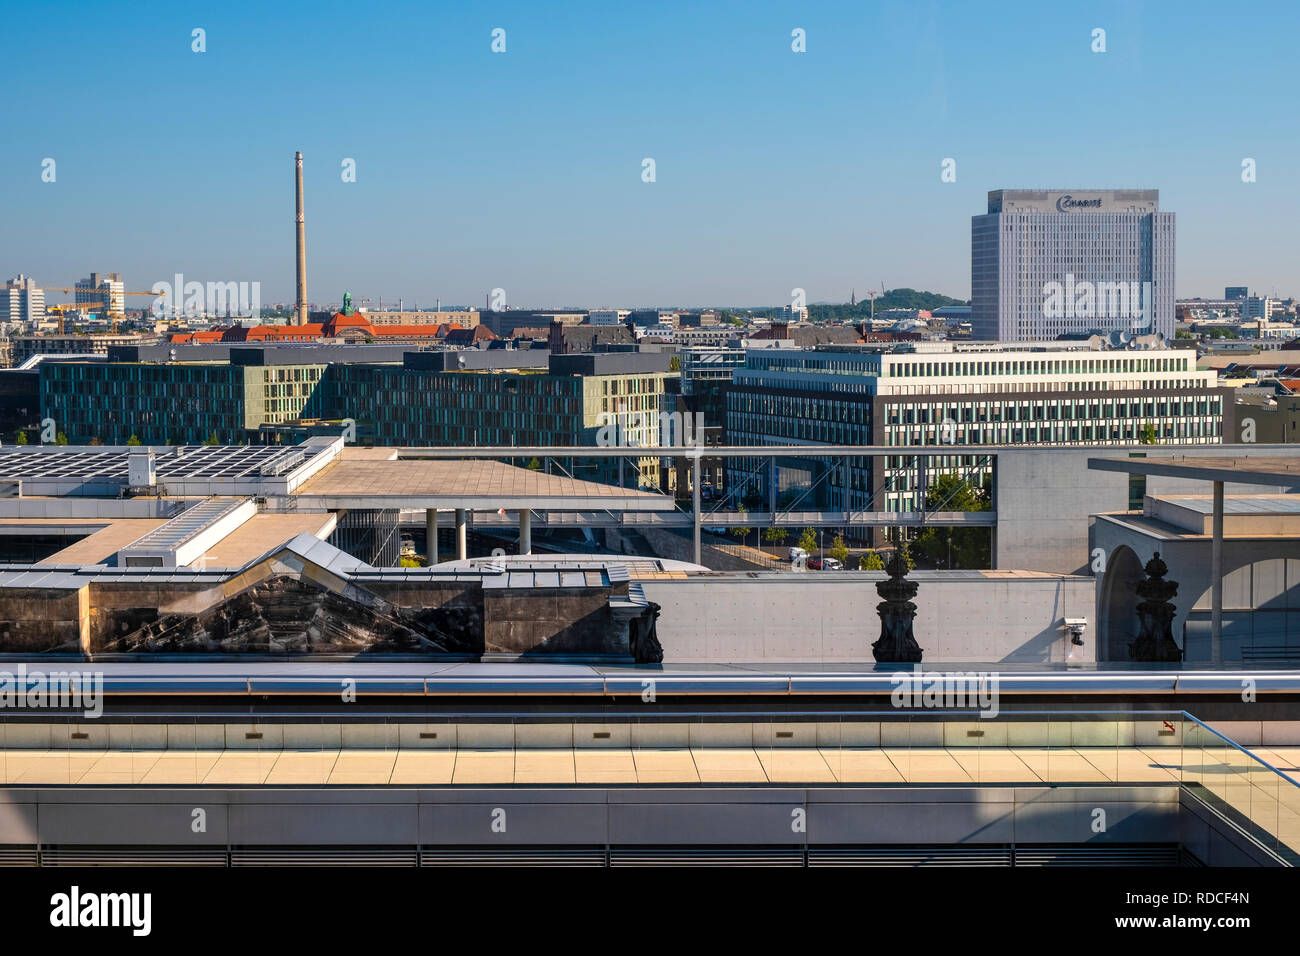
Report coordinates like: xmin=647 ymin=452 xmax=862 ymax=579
xmin=809 ymin=288 xmax=968 ymax=321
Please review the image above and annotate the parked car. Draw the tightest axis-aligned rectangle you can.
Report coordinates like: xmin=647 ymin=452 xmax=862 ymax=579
xmin=807 ymin=556 xmax=843 ymax=571
xmin=789 ymin=546 xmax=809 ymax=562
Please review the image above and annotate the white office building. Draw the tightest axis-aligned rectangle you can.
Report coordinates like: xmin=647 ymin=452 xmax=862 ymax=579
xmin=727 ymin=339 xmax=1226 ymax=515
xmin=971 ymin=189 xmax=1175 ymax=341
xmin=0 ymin=275 xmax=45 ymax=328
xmin=1241 ymin=295 xmax=1274 ymax=321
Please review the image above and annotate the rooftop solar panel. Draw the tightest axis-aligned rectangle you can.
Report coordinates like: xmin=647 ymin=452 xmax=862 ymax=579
xmin=0 ymin=442 xmax=332 ymax=483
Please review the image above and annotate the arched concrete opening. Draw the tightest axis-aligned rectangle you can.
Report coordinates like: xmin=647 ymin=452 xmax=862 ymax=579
xmin=1099 ymin=544 xmax=1144 ymax=662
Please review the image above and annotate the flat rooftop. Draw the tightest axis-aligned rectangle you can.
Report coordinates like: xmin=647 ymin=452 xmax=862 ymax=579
xmin=293 ymin=458 xmax=677 ymax=510
xmin=1090 ymin=454 xmax=1300 ymax=486
xmin=1136 ymin=494 xmax=1300 ymax=536
xmin=12 ymin=513 xmax=337 ymax=568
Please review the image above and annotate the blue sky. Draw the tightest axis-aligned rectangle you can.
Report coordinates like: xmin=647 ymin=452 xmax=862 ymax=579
xmin=2 ymin=0 xmax=1297 ymax=308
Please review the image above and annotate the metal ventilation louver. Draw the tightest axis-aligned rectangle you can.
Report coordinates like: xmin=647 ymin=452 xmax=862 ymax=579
xmin=420 ymin=847 xmax=606 ymax=867
xmin=230 ymin=846 xmax=417 ymax=866
xmin=40 ymin=845 xmax=228 ymax=867
xmin=609 ymin=846 xmax=805 ymax=867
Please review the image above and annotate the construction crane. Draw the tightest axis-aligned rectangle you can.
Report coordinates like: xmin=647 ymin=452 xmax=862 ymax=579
xmin=41 ymin=287 xmax=160 ymax=333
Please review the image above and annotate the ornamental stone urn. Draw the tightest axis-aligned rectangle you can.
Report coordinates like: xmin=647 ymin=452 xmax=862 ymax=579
xmin=1130 ymin=551 xmax=1183 ymax=663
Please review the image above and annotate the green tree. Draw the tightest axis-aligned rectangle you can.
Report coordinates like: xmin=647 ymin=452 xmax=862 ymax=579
xmin=55 ymin=431 xmax=68 ymax=446
xmin=1138 ymin=423 xmax=1158 ymax=445
xmin=526 ymin=457 xmax=542 ymax=470
xmin=668 ymin=355 xmax=681 ymax=371
xmin=912 ymin=473 xmax=991 ymax=569
xmin=828 ymin=533 xmax=849 ymax=564
xmin=203 ymin=431 xmax=220 ymax=446
xmin=126 ymin=434 xmax=142 ymax=446
xmin=763 ymin=526 xmax=788 ymax=545
xmin=14 ymin=430 xmax=26 ymax=446
xmin=859 ymin=551 xmax=885 ymax=571
xmin=731 ymin=503 xmax=751 ymax=543
xmin=798 ymin=527 xmax=817 ymax=554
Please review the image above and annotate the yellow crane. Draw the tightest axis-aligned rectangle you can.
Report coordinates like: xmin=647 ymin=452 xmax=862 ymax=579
xmin=42 ymin=286 xmax=160 ymax=333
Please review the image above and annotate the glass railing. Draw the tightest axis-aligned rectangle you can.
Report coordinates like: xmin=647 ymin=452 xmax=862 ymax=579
xmin=1181 ymin=712 xmax=1300 ymax=863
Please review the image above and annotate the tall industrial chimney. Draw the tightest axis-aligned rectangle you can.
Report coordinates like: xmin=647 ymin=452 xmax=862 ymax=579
xmin=294 ymin=151 xmax=307 ymax=326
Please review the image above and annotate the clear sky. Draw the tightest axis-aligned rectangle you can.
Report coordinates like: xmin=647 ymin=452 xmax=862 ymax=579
xmin=3 ymin=0 xmax=1296 ymax=309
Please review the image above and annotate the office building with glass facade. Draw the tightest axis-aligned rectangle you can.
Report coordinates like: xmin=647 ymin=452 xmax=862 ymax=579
xmin=725 ymin=341 xmax=1231 ymax=515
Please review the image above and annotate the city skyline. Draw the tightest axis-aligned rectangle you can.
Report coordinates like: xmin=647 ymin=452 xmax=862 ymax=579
xmin=4 ymin=0 xmax=1299 ymax=307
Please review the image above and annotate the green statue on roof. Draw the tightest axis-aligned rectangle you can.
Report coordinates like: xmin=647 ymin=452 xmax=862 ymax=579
xmin=342 ymin=291 xmax=354 ymax=316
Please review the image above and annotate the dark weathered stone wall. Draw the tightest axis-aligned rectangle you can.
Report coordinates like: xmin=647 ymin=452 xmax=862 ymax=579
xmin=484 ymin=587 xmax=625 ymax=656
xmin=88 ymin=576 xmax=487 ymax=656
xmin=1 ymin=570 xmax=632 ymax=660
xmin=0 ymin=588 xmax=84 ymax=654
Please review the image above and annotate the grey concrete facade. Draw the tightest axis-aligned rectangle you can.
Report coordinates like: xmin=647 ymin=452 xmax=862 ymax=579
xmin=995 ymin=444 xmax=1299 ymax=575
xmin=0 ymin=785 xmax=1183 ymax=849
xmin=642 ymin=571 xmax=1094 ymax=663
xmin=1093 ymin=513 xmax=1300 ymax=663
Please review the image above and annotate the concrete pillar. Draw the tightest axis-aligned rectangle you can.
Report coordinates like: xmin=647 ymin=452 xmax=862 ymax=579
xmin=518 ymin=510 xmax=531 ymax=555
xmin=425 ymin=508 xmax=438 ymax=566
xmin=1211 ymin=480 xmax=1223 ymax=664
xmin=455 ymin=508 xmax=468 ymax=561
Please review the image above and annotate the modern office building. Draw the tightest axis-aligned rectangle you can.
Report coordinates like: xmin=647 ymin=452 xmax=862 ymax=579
xmin=1225 ymin=286 xmax=1249 ymax=300
xmin=726 ymin=339 xmax=1229 ymax=515
xmin=971 ymin=189 xmax=1175 ymax=341
xmin=39 ymin=348 xmax=678 ymax=481
xmin=1243 ymin=295 xmax=1275 ymax=321
xmin=11 ymin=332 xmax=159 ymax=367
xmin=479 ymin=309 xmax=586 ymax=337
xmin=75 ymin=272 xmax=124 ymax=314
xmin=0 ymin=276 xmax=45 ymax=329
xmin=673 ymin=326 xmax=741 ymax=347
xmin=40 ymin=358 xmax=328 ymax=444
xmin=333 ymin=352 xmax=676 ymax=484
xmin=678 ymin=345 xmax=745 ymax=396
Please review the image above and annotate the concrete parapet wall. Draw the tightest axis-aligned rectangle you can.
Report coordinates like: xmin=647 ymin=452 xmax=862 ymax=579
xmin=642 ymin=571 xmax=1095 ymax=663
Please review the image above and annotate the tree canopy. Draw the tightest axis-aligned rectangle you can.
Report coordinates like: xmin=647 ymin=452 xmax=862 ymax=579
xmin=911 ymin=473 xmax=992 ymax=569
